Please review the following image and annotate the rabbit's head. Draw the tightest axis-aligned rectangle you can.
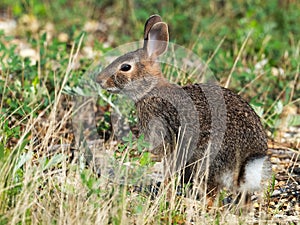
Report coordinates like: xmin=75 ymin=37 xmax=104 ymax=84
xmin=96 ymin=15 xmax=169 ymax=99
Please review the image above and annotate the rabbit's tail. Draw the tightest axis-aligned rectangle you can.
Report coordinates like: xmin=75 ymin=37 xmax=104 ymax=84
xmin=238 ymin=156 xmax=272 ymax=192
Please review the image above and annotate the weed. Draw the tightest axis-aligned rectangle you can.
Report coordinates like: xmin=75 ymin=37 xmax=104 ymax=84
xmin=0 ymin=1 xmax=299 ymax=224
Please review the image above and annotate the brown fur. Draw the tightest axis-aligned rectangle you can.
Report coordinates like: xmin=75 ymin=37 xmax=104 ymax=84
xmin=96 ymin=15 xmax=270 ymax=193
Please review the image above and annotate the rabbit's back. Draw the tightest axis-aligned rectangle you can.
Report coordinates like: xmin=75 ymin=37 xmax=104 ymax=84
xmin=137 ymin=83 xmax=267 ymax=155
xmin=183 ymin=83 xmax=267 ymax=154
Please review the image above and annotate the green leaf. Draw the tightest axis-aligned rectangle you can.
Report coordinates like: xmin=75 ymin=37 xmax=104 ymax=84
xmin=13 ymin=151 xmax=33 ymax=175
xmin=122 ymin=131 xmax=134 ymax=148
xmin=274 ymin=101 xmax=283 ymax=115
xmin=251 ymin=104 xmax=264 ymax=117
xmin=288 ymin=115 xmax=300 ymax=126
xmin=0 ymin=143 xmax=4 ymax=159
xmin=43 ymin=153 xmax=66 ymax=171
xmin=140 ymin=152 xmax=152 ymax=166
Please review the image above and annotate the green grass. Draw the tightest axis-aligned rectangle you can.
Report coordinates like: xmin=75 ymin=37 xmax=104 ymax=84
xmin=0 ymin=0 xmax=300 ymax=224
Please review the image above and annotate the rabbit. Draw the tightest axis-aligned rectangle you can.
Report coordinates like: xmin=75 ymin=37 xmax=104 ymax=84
xmin=95 ymin=15 xmax=271 ymax=194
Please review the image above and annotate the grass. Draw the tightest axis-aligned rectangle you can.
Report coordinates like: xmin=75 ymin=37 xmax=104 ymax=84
xmin=0 ymin=0 xmax=300 ymax=224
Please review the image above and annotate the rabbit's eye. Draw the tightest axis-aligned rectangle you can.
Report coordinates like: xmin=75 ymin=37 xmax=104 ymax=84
xmin=120 ymin=64 xmax=132 ymax=72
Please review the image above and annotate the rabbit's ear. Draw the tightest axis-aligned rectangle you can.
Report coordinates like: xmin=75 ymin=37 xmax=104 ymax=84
xmin=145 ymin=22 xmax=169 ymax=59
xmin=144 ymin=14 xmax=162 ymax=40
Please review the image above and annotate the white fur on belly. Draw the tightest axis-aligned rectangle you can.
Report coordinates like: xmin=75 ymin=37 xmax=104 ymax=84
xmin=221 ymin=171 xmax=234 ymax=190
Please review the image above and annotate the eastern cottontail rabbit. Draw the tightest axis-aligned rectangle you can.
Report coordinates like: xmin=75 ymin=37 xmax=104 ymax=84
xmin=96 ymin=15 xmax=271 ymax=193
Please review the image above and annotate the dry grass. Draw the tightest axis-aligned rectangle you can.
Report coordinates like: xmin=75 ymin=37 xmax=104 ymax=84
xmin=1 ymin=1 xmax=300 ymax=224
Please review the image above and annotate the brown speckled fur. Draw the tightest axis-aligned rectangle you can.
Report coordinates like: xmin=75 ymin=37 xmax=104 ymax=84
xmin=96 ymin=15 xmax=269 ymax=192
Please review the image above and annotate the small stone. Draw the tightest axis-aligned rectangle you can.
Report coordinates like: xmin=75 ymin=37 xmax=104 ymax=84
xmin=269 ymin=201 xmax=276 ymax=206
xmin=271 ymin=157 xmax=281 ymax=163
xmin=253 ymin=202 xmax=259 ymax=208
xmin=58 ymin=33 xmax=69 ymax=42
xmin=272 ymin=189 xmax=282 ymax=196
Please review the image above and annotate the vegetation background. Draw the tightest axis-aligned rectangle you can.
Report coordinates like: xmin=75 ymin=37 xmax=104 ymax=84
xmin=0 ymin=0 xmax=299 ymax=224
